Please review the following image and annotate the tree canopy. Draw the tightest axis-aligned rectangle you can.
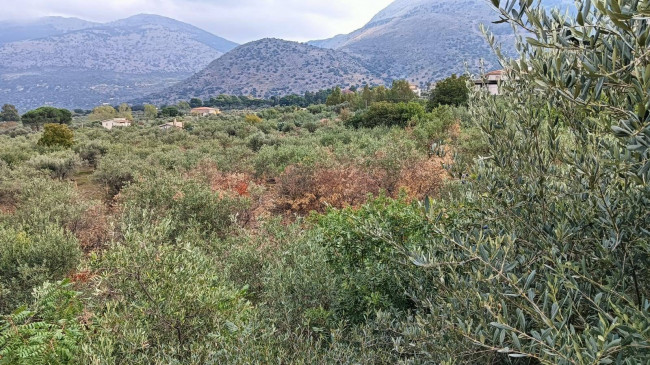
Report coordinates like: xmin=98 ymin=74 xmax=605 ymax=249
xmin=37 ymin=123 xmax=75 ymax=148
xmin=89 ymin=105 xmax=117 ymax=122
xmin=428 ymin=74 xmax=469 ymax=108
xmin=21 ymin=107 xmax=72 ymax=130
xmin=0 ymin=104 xmax=20 ymax=122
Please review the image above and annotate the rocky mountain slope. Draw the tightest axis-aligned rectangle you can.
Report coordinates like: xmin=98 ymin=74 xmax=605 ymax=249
xmin=310 ymin=0 xmax=573 ymax=87
xmin=145 ymin=38 xmax=384 ymax=104
xmin=0 ymin=17 xmax=98 ymax=46
xmin=0 ymin=14 xmax=238 ymax=110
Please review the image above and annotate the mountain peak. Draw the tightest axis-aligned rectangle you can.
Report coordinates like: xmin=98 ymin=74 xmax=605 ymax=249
xmin=108 ymin=13 xmax=194 ymax=28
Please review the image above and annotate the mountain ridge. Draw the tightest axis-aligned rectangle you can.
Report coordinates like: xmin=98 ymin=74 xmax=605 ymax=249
xmin=142 ymin=38 xmax=384 ymax=105
xmin=0 ymin=14 xmax=238 ymax=110
xmin=310 ymin=0 xmax=575 ymax=86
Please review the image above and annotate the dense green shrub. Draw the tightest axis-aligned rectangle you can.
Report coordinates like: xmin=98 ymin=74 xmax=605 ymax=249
xmin=347 ymin=101 xmax=425 ymax=128
xmin=314 ymin=194 xmax=430 ymax=322
xmin=75 ymin=140 xmax=109 ymax=168
xmin=28 ymin=151 xmax=80 ymax=180
xmin=37 ymin=123 xmax=74 ymax=148
xmin=0 ymin=225 xmax=80 ymax=312
xmin=82 ymin=230 xmax=252 ymax=364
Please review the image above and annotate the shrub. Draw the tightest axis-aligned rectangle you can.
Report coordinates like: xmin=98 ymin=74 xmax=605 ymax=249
xmin=0 ymin=138 xmax=35 ymax=166
xmin=347 ymin=101 xmax=425 ymax=128
xmin=7 ymin=178 xmax=87 ymax=231
xmin=0 ymin=225 xmax=81 ymax=312
xmin=28 ymin=151 xmax=81 ymax=180
xmin=37 ymin=123 xmax=74 ymax=148
xmin=244 ymin=113 xmax=262 ymax=124
xmin=275 ymin=164 xmax=382 ymax=214
xmin=313 ymin=194 xmax=430 ymax=322
xmin=253 ymin=144 xmax=323 ymax=177
xmin=93 ymin=155 xmax=138 ymax=197
xmin=412 ymin=106 xmax=458 ymax=150
xmin=82 ymin=235 xmax=252 ymax=364
xmin=120 ymin=177 xmax=251 ymax=240
xmin=75 ymin=140 xmax=109 ymax=168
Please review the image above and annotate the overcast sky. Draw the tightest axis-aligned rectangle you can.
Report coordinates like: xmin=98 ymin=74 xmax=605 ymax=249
xmin=0 ymin=0 xmax=395 ymax=43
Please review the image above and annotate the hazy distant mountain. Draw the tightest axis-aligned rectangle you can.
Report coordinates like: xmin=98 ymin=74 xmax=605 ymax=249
xmin=144 ymin=38 xmax=384 ymax=105
xmin=0 ymin=17 xmax=98 ymax=45
xmin=0 ymin=14 xmax=238 ymax=110
xmin=310 ymin=0 xmax=574 ymax=86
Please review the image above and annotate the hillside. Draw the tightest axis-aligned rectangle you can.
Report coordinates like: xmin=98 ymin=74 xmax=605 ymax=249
xmin=0 ymin=14 xmax=238 ymax=110
xmin=0 ymin=17 xmax=98 ymax=46
xmin=310 ymin=0 xmax=573 ymax=86
xmin=145 ymin=38 xmax=384 ymax=104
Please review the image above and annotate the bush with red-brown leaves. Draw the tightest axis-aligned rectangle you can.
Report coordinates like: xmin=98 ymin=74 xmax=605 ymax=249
xmin=274 ymin=163 xmax=383 ymax=215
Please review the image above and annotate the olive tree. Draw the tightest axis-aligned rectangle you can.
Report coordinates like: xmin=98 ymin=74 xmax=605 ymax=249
xmin=397 ymin=0 xmax=650 ymax=363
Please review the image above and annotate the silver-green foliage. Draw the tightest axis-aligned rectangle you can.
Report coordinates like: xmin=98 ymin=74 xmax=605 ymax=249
xmin=0 ymin=226 xmax=80 ymax=312
xmin=401 ymin=0 xmax=650 ymax=363
xmin=81 ymin=223 xmax=252 ymax=364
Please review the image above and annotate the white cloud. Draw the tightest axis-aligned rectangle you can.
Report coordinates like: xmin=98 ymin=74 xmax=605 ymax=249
xmin=0 ymin=0 xmax=394 ymax=43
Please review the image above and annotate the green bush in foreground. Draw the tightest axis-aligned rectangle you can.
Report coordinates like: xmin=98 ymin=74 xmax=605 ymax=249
xmin=82 ymin=228 xmax=252 ymax=364
xmin=0 ymin=226 xmax=80 ymax=312
xmin=390 ymin=0 xmax=650 ymax=363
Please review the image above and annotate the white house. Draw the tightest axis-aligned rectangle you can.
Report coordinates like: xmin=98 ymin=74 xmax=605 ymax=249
xmin=101 ymin=118 xmax=131 ymax=130
xmin=190 ymin=107 xmax=221 ymax=116
xmin=409 ymin=83 xmax=422 ymax=98
xmin=159 ymin=119 xmax=184 ymax=130
xmin=474 ymin=70 xmax=505 ymax=95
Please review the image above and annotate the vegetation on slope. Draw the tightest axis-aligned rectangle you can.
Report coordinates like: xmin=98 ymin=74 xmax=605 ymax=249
xmin=0 ymin=0 xmax=649 ymax=363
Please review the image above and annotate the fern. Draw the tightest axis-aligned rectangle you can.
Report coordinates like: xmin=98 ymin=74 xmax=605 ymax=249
xmin=0 ymin=280 xmax=82 ymax=365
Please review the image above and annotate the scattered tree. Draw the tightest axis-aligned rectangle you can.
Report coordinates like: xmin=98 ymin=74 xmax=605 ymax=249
xmin=88 ymin=105 xmax=117 ymax=122
xmin=0 ymin=104 xmax=20 ymax=122
xmin=144 ymin=104 xmax=158 ymax=119
xmin=161 ymin=106 xmax=180 ymax=117
xmin=189 ymin=98 xmax=203 ymax=108
xmin=38 ymin=123 xmax=74 ymax=148
xmin=326 ymin=86 xmax=344 ymax=106
xmin=21 ymin=107 xmax=72 ymax=130
xmin=117 ymin=103 xmax=133 ymax=121
xmin=428 ymin=74 xmax=469 ymax=108
xmin=389 ymin=80 xmax=417 ymax=102
xmin=177 ymin=101 xmax=191 ymax=111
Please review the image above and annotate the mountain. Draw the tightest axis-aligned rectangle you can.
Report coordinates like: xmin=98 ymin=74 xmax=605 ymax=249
xmin=309 ymin=0 xmax=574 ymax=86
xmin=0 ymin=17 xmax=98 ymax=45
xmin=144 ymin=38 xmax=384 ymax=104
xmin=0 ymin=14 xmax=238 ymax=110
